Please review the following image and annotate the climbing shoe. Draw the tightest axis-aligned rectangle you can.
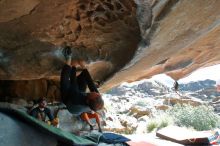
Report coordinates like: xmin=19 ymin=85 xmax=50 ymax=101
xmin=62 ymin=46 xmax=72 ymax=60
xmin=90 ymin=125 xmax=94 ymax=131
xmin=98 ymin=128 xmax=103 ymax=133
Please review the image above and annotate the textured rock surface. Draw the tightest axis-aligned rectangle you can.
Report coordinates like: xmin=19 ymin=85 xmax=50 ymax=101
xmin=0 ymin=0 xmax=220 ymax=99
xmin=0 ymin=0 xmax=40 ymax=22
xmin=0 ymin=0 xmax=140 ymax=81
xmin=101 ymin=0 xmax=220 ymax=91
xmin=0 ymin=79 xmax=60 ymax=102
xmin=0 ymin=0 xmax=142 ymax=99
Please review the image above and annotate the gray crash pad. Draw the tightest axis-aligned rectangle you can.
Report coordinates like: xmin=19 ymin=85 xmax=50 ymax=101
xmin=0 ymin=103 xmax=96 ymax=146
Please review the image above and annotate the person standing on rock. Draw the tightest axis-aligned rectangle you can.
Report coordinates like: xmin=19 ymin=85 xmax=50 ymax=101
xmin=173 ymin=80 xmax=179 ymax=91
xmin=60 ymin=46 xmax=104 ymax=131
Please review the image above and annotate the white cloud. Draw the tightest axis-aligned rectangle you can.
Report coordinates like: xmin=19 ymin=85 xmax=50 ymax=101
xmin=151 ymin=74 xmax=175 ymax=88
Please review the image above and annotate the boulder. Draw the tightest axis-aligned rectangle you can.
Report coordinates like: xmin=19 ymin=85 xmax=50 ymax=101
xmin=163 ymin=98 xmax=202 ymax=106
xmin=155 ymin=105 xmax=170 ymax=111
xmin=129 ymin=106 xmax=151 ymax=119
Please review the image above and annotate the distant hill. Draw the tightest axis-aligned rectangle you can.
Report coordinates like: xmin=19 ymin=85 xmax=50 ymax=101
xmin=107 ymin=78 xmax=220 ymax=101
xmin=107 ymin=79 xmax=171 ymax=97
xmin=179 ymin=79 xmax=216 ymax=91
xmin=179 ymin=79 xmax=220 ymax=100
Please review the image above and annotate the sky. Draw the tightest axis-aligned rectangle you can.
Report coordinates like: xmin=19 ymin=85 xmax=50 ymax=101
xmin=178 ymin=64 xmax=220 ymax=84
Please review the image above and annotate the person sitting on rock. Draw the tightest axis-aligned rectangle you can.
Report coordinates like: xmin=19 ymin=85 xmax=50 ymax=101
xmin=80 ymin=111 xmax=102 ymax=132
xmin=60 ymin=46 xmax=104 ymax=121
xmin=30 ymin=97 xmax=58 ymax=126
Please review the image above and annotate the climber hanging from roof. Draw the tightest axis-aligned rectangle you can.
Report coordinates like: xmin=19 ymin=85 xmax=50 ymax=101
xmin=60 ymin=45 xmax=104 ymax=132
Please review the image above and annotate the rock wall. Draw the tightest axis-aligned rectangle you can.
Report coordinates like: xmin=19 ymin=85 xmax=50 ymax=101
xmin=0 ymin=79 xmax=60 ymax=102
xmin=1 ymin=0 xmax=220 ymax=99
xmin=0 ymin=0 xmax=144 ymax=99
xmin=101 ymin=0 xmax=220 ymax=91
xmin=0 ymin=0 xmax=141 ymax=80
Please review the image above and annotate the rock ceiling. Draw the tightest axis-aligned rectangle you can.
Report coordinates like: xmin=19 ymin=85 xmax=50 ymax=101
xmin=0 ymin=0 xmax=220 ymax=98
xmin=0 ymin=0 xmax=140 ymax=81
xmin=101 ymin=0 xmax=220 ymax=91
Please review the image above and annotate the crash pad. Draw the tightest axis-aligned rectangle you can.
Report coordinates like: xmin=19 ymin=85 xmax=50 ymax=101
xmin=0 ymin=112 xmax=57 ymax=146
xmin=0 ymin=103 xmax=96 ymax=146
xmin=156 ymin=126 xmax=218 ymax=145
xmin=126 ymin=141 xmax=156 ymax=146
xmin=100 ymin=132 xmax=131 ymax=144
xmin=82 ymin=132 xmax=131 ymax=144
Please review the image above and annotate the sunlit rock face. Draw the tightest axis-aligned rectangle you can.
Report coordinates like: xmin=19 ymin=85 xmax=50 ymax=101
xmin=101 ymin=0 xmax=220 ymax=91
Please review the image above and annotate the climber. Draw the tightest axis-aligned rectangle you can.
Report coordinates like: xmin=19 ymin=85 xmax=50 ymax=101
xmin=30 ymin=97 xmax=58 ymax=126
xmin=173 ymin=80 xmax=179 ymax=91
xmin=172 ymin=80 xmax=183 ymax=98
xmin=60 ymin=46 xmax=104 ymax=118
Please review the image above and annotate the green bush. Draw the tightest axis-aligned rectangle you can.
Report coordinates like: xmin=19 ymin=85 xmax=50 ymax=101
xmin=147 ymin=120 xmax=158 ymax=132
xmin=158 ymin=119 xmax=169 ymax=129
xmin=147 ymin=113 xmax=173 ymax=133
xmin=169 ymin=104 xmax=220 ymax=131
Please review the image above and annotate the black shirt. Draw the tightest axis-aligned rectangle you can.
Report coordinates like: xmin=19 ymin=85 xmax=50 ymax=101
xmin=30 ymin=107 xmax=54 ymax=122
